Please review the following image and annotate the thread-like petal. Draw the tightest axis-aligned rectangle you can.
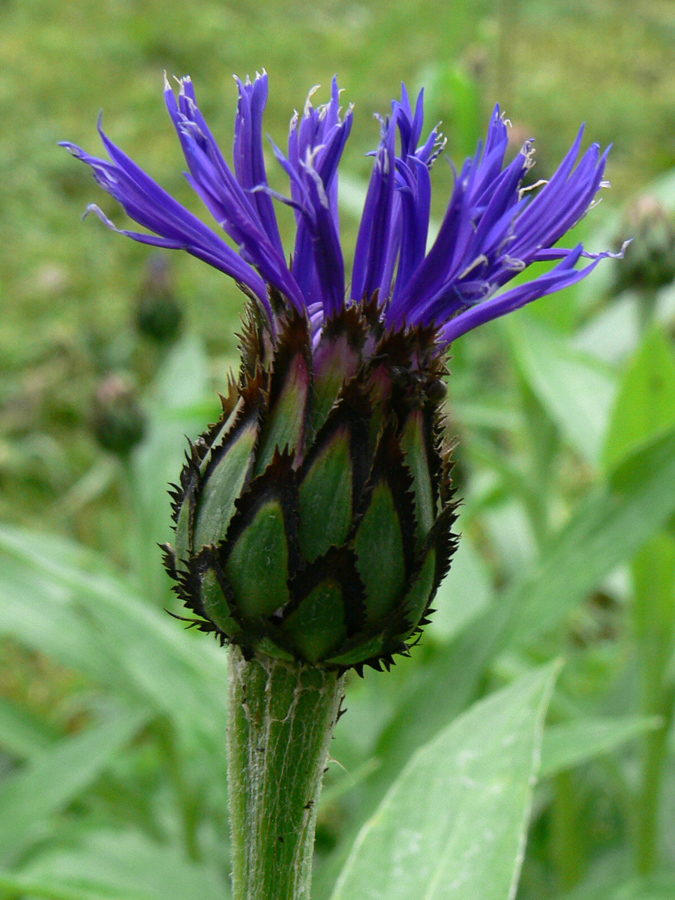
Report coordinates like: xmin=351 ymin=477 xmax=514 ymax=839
xmin=60 ymin=136 xmax=269 ymax=307
xmin=64 ymin=75 xmax=616 ymax=346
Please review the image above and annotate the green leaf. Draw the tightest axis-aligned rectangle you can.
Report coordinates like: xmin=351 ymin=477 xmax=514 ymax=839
xmin=0 ymin=549 xmax=119 ymax=685
xmin=330 ymin=664 xmax=558 ymax=900
xmin=0 ymin=698 xmax=58 ymax=760
xmin=507 ymin=315 xmax=617 ymax=465
xmin=0 ymin=708 xmax=147 ymax=863
xmin=603 ymin=326 xmax=675 ymax=473
xmin=372 ymin=428 xmax=675 ymax=799
xmin=0 ymin=526 xmax=229 ymax=753
xmin=151 ymin=332 xmax=212 ymax=411
xmin=554 ymin=873 xmax=675 ymax=900
xmin=505 ymin=427 xmax=675 ymax=646
xmin=452 ymin=401 xmax=518 ymax=432
xmin=574 ymin=293 xmax=641 ymax=366
xmin=0 ymin=871 xmax=107 ymax=900
xmin=421 ymin=60 xmax=482 ymax=161
xmin=14 ymin=829 xmax=227 ymax=900
xmin=540 ymin=715 xmax=661 ymax=779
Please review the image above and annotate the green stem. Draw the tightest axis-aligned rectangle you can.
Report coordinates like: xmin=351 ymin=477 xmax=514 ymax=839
xmin=227 ymin=646 xmax=345 ymax=900
xmin=636 ymin=683 xmax=675 ymax=874
xmin=550 ymin=771 xmax=585 ymax=891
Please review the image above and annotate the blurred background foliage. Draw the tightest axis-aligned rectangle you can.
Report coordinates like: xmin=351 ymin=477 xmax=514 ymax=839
xmin=1 ymin=0 xmax=675 ymax=898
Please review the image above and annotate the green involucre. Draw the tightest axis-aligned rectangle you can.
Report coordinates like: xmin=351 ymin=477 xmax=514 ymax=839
xmin=164 ymin=301 xmax=457 ymax=671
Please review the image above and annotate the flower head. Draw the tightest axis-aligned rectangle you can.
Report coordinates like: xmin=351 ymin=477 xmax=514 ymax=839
xmin=62 ymin=72 xmax=619 ymax=347
xmin=63 ymin=74 xmax=619 ymax=671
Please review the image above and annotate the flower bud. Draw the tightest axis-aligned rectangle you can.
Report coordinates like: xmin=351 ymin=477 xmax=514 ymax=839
xmin=67 ymin=72 xmax=620 ymax=670
xmin=163 ymin=299 xmax=458 ymax=673
xmin=92 ymin=374 xmax=146 ymax=457
xmin=615 ymin=195 xmax=675 ymax=293
xmin=135 ymin=256 xmax=183 ymax=344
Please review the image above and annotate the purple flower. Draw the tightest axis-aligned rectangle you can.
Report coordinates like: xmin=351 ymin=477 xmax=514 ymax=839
xmin=62 ymin=72 xmax=621 ymax=346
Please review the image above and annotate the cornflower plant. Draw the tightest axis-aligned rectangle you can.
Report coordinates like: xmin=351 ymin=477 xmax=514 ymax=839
xmin=63 ymin=72 xmax=619 ymax=900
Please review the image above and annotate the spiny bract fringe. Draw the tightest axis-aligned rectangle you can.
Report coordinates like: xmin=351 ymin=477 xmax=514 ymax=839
xmin=162 ymin=295 xmax=458 ymax=672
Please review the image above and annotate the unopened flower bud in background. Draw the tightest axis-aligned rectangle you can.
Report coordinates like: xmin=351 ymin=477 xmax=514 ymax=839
xmin=91 ymin=373 xmax=146 ymax=457
xmin=615 ymin=194 xmax=675 ymax=295
xmin=135 ymin=255 xmax=183 ymax=344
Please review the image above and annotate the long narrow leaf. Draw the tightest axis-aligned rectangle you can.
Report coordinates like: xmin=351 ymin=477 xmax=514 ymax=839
xmin=331 ymin=664 xmax=558 ymax=900
xmin=372 ymin=428 xmax=675 ymax=798
xmin=0 ymin=708 xmax=147 ymax=863
xmin=507 ymin=316 xmax=617 ymax=466
xmin=16 ymin=829 xmax=227 ymax=900
xmin=0 ymin=527 xmax=229 ymax=752
xmin=540 ymin=715 xmax=661 ymax=779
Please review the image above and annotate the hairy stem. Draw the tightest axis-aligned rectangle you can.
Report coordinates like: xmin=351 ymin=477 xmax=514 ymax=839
xmin=227 ymin=646 xmax=345 ymax=900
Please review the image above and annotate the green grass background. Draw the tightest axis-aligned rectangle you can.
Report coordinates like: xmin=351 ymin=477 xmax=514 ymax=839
xmin=2 ymin=0 xmax=675 ymax=538
xmin=2 ymin=2 xmax=675 ymax=899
